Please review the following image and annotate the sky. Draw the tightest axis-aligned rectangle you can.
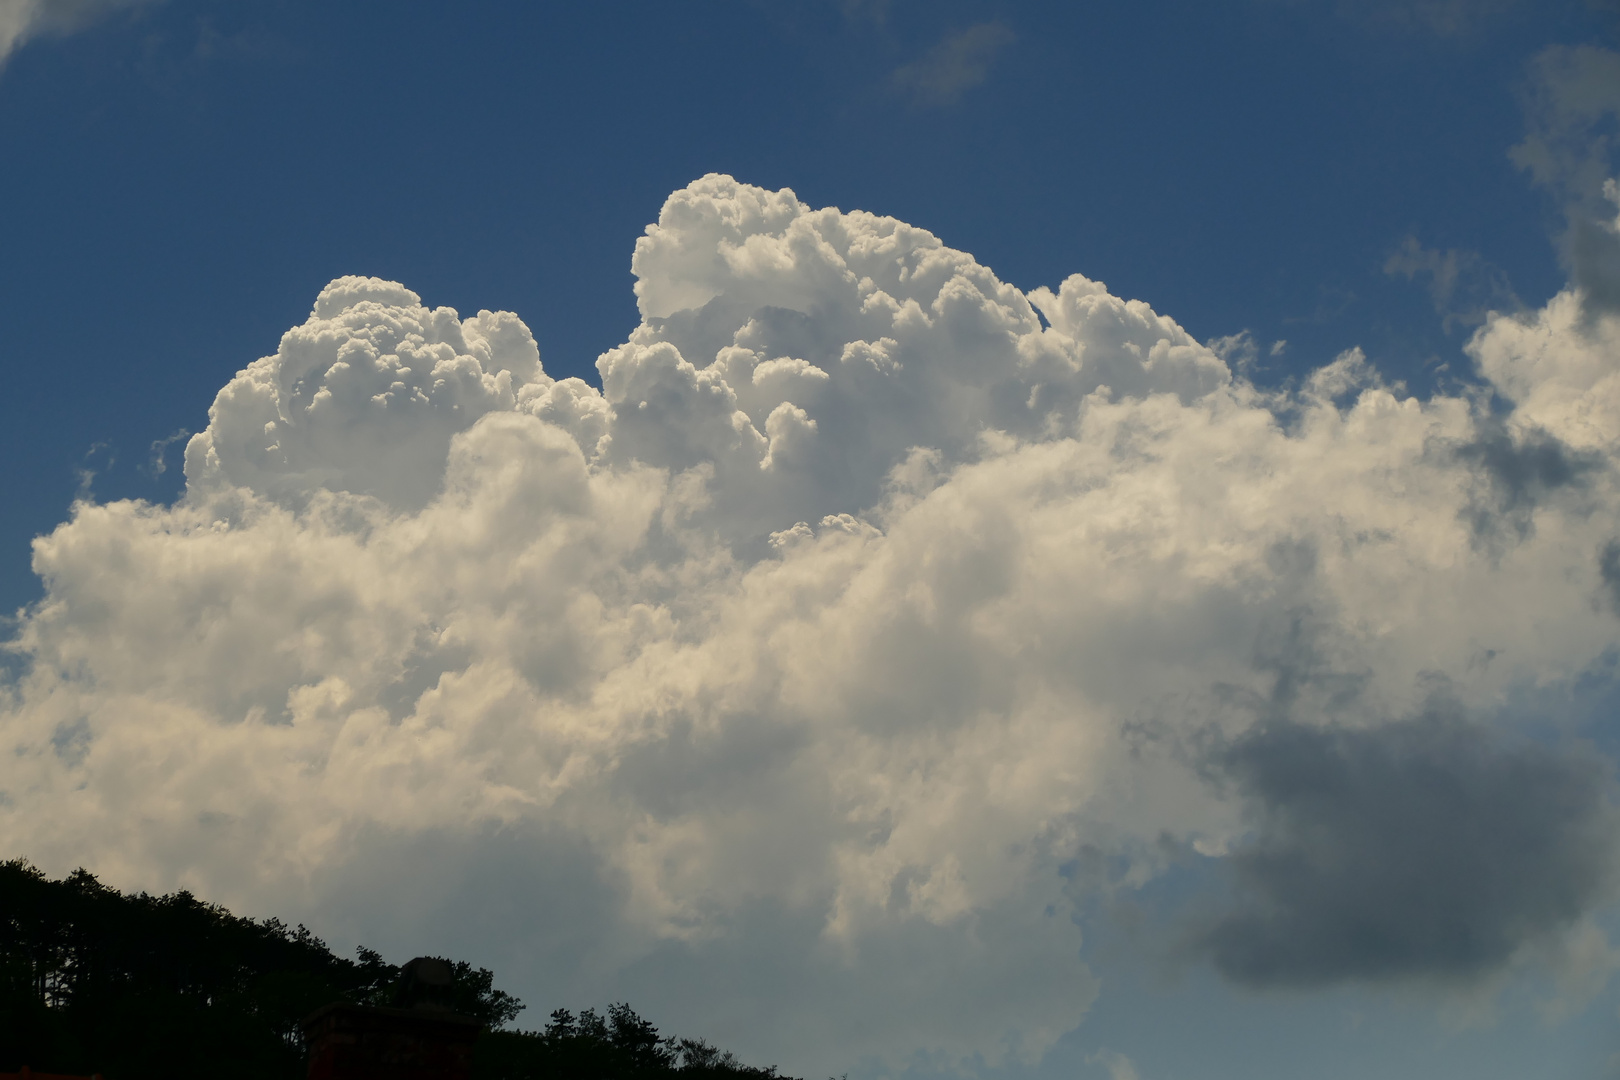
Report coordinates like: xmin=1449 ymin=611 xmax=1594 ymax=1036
xmin=4 ymin=1 xmax=1620 ymax=1077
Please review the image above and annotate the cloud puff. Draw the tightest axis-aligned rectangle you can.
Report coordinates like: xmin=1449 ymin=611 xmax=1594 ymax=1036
xmin=5 ymin=175 xmax=1620 ymax=1071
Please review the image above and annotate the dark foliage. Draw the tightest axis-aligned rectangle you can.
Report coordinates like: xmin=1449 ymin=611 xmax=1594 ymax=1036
xmin=0 ymin=859 xmax=791 ymax=1080
xmin=0 ymin=858 xmax=514 ymax=1078
xmin=476 ymin=1004 xmax=790 ymax=1080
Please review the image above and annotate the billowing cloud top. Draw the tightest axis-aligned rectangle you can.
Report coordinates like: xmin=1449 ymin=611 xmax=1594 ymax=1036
xmin=6 ymin=175 xmax=1620 ymax=1071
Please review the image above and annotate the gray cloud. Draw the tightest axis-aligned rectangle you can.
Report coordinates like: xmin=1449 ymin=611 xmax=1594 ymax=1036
xmin=1570 ymin=186 xmax=1620 ymax=316
xmin=1598 ymin=539 xmax=1620 ymax=613
xmin=1512 ymin=45 xmax=1620 ymax=316
xmin=1514 ymin=46 xmax=1620 ymax=202
xmin=1191 ymin=712 xmax=1618 ymax=988
xmin=1447 ymin=423 xmax=1601 ymax=545
xmin=891 ymin=22 xmax=1014 ymax=107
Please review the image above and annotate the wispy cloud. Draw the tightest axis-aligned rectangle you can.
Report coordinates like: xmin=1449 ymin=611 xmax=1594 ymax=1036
xmin=1385 ymin=236 xmax=1521 ymax=331
xmin=142 ymin=428 xmax=190 ymax=480
xmin=0 ymin=0 xmax=162 ymax=70
xmin=1088 ymin=1050 xmax=1144 ymax=1080
xmin=891 ymin=21 xmax=1014 ymax=107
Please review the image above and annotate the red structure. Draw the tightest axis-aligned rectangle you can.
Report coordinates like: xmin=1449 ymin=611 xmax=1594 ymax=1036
xmin=302 ymin=1003 xmax=481 ymax=1080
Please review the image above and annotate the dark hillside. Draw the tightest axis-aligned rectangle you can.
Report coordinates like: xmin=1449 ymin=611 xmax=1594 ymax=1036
xmin=0 ymin=860 xmax=788 ymax=1080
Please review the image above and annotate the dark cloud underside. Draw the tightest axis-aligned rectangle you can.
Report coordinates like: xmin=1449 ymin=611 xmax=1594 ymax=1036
xmin=1195 ymin=713 xmax=1617 ymax=987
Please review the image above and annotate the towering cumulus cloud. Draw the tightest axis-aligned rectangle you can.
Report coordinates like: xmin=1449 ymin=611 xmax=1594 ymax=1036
xmin=5 ymin=175 xmax=1620 ymax=1068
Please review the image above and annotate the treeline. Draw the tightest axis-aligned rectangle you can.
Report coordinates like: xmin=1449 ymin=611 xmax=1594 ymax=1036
xmin=479 ymin=1005 xmax=786 ymax=1080
xmin=0 ymin=859 xmax=788 ymax=1080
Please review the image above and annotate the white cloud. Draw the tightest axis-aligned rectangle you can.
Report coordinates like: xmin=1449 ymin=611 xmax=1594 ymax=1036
xmin=5 ymin=175 xmax=1620 ymax=1073
xmin=0 ymin=0 xmax=160 ymax=69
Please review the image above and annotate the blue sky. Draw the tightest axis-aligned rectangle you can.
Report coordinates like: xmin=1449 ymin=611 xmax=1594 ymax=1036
xmin=5 ymin=2 xmax=1620 ymax=1078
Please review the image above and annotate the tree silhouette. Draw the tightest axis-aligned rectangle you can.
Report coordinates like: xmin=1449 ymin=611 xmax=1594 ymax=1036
xmin=474 ymin=1003 xmax=787 ymax=1080
xmin=0 ymin=859 xmax=791 ymax=1080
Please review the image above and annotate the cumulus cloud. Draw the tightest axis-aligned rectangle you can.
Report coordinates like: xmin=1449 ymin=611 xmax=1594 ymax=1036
xmin=4 ymin=175 xmax=1620 ymax=1070
xmin=0 ymin=0 xmax=160 ymax=68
